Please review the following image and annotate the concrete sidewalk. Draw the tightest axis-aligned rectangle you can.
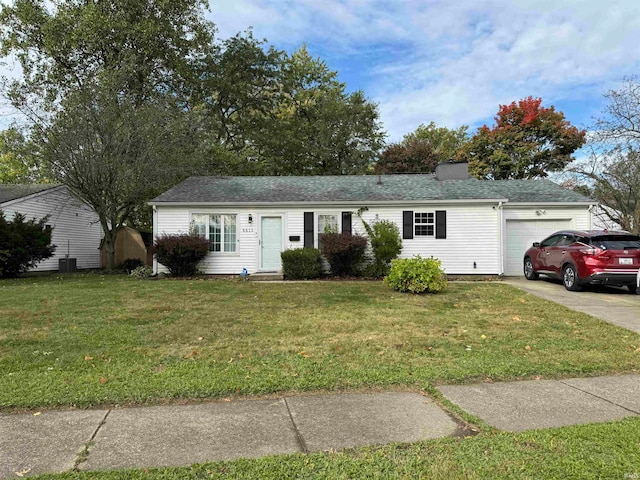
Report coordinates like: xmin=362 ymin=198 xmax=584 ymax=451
xmin=439 ymin=374 xmax=640 ymax=432
xmin=2 ymin=375 xmax=639 ymax=478
xmin=0 ymin=392 xmax=458 ymax=478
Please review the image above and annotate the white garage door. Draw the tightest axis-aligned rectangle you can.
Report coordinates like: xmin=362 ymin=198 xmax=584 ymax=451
xmin=504 ymin=219 xmax=572 ymax=276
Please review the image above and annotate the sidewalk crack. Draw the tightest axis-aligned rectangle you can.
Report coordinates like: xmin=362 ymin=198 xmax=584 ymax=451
xmin=559 ymin=381 xmax=640 ymax=415
xmin=73 ymin=409 xmax=111 ymax=471
xmin=283 ymin=398 xmax=308 ymax=454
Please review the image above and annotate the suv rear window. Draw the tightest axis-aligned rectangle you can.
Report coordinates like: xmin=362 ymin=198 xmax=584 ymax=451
xmin=589 ymin=235 xmax=640 ymax=250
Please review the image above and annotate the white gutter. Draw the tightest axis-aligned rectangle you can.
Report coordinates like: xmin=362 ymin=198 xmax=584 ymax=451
xmin=148 ymin=198 xmax=510 ymax=208
xmin=152 ymin=205 xmax=158 ymax=275
xmin=497 ymin=201 xmax=504 ymax=276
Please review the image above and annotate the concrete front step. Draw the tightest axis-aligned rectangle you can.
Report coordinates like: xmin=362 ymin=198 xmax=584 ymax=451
xmin=248 ymin=272 xmax=284 ymax=281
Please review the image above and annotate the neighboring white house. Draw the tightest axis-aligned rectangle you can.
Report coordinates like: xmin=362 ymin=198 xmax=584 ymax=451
xmin=0 ymin=184 xmax=103 ymax=271
xmin=150 ymin=162 xmax=595 ymax=277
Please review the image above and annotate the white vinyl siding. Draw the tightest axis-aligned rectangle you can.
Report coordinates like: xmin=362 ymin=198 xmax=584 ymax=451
xmin=357 ymin=205 xmax=500 ymax=275
xmin=155 ymin=203 xmax=590 ymax=276
xmin=0 ymin=186 xmax=103 ymax=271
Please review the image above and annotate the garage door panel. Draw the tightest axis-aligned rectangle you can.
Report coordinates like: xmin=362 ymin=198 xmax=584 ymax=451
xmin=505 ymin=220 xmax=571 ymax=276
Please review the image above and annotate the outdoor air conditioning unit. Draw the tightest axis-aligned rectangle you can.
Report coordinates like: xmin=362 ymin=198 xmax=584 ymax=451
xmin=58 ymin=239 xmax=77 ymax=273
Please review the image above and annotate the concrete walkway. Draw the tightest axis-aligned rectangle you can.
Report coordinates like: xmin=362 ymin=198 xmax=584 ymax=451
xmin=0 ymin=392 xmax=458 ymax=478
xmin=2 ymin=375 xmax=640 ymax=478
xmin=503 ymin=277 xmax=640 ymax=334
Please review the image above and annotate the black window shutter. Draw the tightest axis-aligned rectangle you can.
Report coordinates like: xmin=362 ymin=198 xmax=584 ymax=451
xmin=304 ymin=212 xmax=314 ymax=248
xmin=436 ymin=210 xmax=447 ymax=239
xmin=402 ymin=211 xmax=414 ymax=239
xmin=342 ymin=212 xmax=352 ymax=234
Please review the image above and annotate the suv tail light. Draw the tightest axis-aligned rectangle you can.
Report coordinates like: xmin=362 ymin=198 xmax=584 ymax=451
xmin=579 ymin=247 xmax=604 ymax=256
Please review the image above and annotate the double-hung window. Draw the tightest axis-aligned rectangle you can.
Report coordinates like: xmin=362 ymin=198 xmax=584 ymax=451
xmin=317 ymin=214 xmax=339 ymax=249
xmin=192 ymin=214 xmax=237 ymax=253
xmin=414 ymin=212 xmax=434 ymax=236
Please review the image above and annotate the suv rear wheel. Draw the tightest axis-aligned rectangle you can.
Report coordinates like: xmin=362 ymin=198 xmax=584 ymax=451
xmin=524 ymin=257 xmax=538 ymax=280
xmin=562 ymin=264 xmax=582 ymax=291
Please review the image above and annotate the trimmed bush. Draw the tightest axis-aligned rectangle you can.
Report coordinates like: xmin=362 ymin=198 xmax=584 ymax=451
xmin=152 ymin=233 xmax=208 ymax=277
xmin=318 ymin=232 xmax=368 ymax=277
xmin=281 ymin=248 xmax=322 ymax=280
xmin=384 ymin=255 xmax=447 ymax=294
xmin=0 ymin=210 xmax=56 ymax=278
xmin=360 ymin=218 xmax=402 ymax=277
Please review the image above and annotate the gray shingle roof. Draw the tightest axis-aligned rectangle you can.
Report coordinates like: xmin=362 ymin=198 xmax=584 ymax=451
xmin=150 ymin=175 xmax=592 ymax=205
xmin=0 ymin=184 xmax=59 ymax=205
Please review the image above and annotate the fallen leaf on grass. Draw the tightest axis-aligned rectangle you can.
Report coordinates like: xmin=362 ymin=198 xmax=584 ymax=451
xmin=84 ymin=355 xmax=94 ymax=361
xmin=512 ymin=316 xmax=520 ymax=321
xmin=524 ymin=345 xmax=532 ymax=351
xmin=99 ymin=377 xmax=108 ymax=384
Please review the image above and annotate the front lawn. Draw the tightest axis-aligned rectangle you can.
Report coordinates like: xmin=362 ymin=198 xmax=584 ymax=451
xmin=1 ymin=274 xmax=638 ymax=409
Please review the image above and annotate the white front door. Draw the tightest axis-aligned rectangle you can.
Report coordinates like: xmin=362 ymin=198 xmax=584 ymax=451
xmin=260 ymin=216 xmax=283 ymax=271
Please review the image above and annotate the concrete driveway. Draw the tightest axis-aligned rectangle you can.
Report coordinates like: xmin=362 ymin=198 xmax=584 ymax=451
xmin=504 ymin=277 xmax=640 ymax=334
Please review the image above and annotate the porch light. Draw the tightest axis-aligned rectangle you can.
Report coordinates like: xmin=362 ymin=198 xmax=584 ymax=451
xmin=248 ymin=214 xmax=253 ymax=224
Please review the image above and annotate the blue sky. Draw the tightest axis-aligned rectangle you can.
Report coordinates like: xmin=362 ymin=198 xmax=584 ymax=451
xmin=208 ymin=0 xmax=640 ymax=142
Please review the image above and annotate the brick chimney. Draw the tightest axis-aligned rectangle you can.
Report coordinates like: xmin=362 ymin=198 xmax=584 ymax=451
xmin=435 ymin=160 xmax=469 ymax=181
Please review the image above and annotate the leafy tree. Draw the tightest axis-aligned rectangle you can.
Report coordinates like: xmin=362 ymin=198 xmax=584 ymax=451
xmin=566 ymin=77 xmax=640 ymax=233
xmin=594 ymin=75 xmax=640 ymax=144
xmin=258 ymin=46 xmax=385 ymax=175
xmin=570 ymin=149 xmax=640 ymax=233
xmin=0 ymin=210 xmax=55 ymax=277
xmin=0 ymin=0 xmax=215 ymax=269
xmin=459 ymin=97 xmax=586 ymax=179
xmin=0 ymin=127 xmax=43 ymax=183
xmin=404 ymin=122 xmax=469 ymax=163
xmin=375 ymin=122 xmax=467 ymax=174
xmin=375 ymin=137 xmax=440 ymax=174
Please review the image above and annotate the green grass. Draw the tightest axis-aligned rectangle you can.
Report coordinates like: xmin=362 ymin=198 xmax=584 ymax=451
xmin=0 ymin=273 xmax=638 ymax=409
xmin=29 ymin=417 xmax=640 ymax=479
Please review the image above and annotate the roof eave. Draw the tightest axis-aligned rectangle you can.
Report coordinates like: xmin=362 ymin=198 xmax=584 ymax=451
xmin=0 ymin=185 xmax=64 ymax=207
xmin=149 ymin=198 xmax=510 ymax=207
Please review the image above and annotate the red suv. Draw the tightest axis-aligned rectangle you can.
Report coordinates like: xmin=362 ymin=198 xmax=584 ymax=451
xmin=523 ymin=230 xmax=640 ymax=293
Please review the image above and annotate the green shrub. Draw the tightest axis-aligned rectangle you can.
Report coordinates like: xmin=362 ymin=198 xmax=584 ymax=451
xmin=0 ymin=210 xmax=56 ymax=278
xmin=360 ymin=218 xmax=402 ymax=277
xmin=152 ymin=233 xmax=208 ymax=277
xmin=318 ymin=232 xmax=368 ymax=276
xmin=281 ymin=248 xmax=322 ymax=280
xmin=384 ymin=255 xmax=447 ymax=294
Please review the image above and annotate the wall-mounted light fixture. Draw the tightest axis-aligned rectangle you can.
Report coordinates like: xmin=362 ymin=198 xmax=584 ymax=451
xmin=248 ymin=214 xmax=253 ymax=224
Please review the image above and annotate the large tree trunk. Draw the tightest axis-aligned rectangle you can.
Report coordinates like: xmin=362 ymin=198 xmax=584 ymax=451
xmin=101 ymin=222 xmax=118 ymax=271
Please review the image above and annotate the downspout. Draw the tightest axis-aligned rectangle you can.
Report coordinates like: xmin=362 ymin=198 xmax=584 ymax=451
xmin=497 ymin=201 xmax=504 ymax=276
xmin=152 ymin=205 xmax=158 ymax=275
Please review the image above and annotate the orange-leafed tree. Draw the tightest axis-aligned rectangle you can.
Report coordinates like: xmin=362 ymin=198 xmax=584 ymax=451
xmin=459 ymin=97 xmax=586 ymax=179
